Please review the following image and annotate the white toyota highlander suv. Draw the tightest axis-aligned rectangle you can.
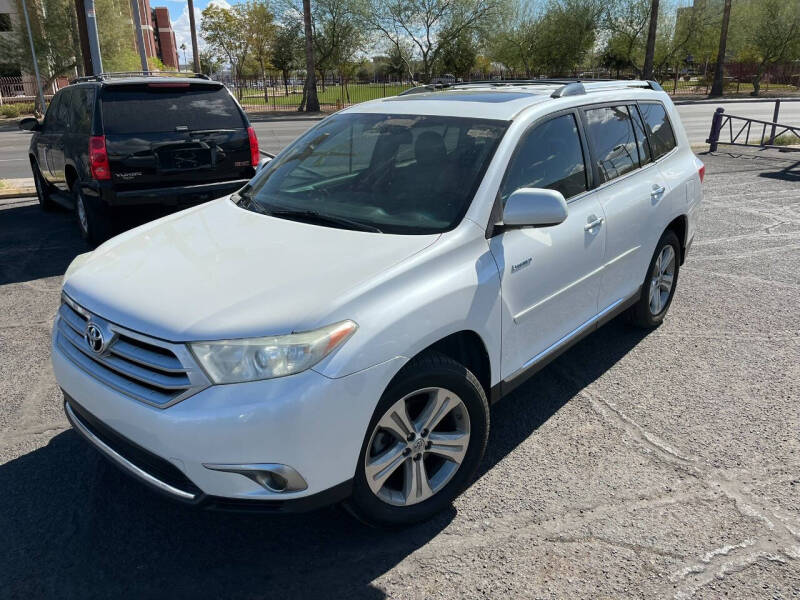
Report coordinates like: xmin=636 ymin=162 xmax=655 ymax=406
xmin=53 ymin=80 xmax=703 ymax=526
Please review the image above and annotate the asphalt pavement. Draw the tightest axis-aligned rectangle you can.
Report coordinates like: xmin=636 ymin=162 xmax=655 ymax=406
xmin=1 ymin=150 xmax=799 ymax=598
xmin=1 ymin=100 xmax=798 ymax=181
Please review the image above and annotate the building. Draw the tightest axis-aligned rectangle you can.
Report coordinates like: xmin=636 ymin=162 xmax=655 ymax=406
xmin=134 ymin=0 xmax=179 ymax=70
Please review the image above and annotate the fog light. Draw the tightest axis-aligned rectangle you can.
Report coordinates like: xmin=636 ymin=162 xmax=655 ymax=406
xmin=203 ymin=462 xmax=308 ymax=493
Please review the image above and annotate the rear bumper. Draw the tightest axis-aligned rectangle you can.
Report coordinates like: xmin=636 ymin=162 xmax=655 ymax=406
xmin=82 ymin=178 xmax=251 ymax=207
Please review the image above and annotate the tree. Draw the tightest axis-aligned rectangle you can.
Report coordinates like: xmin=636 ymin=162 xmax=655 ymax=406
xmin=199 ymin=48 xmax=223 ymax=76
xmin=368 ymin=0 xmax=503 ymax=84
xmin=439 ymin=28 xmax=477 ymax=80
xmin=709 ymin=0 xmax=731 ymax=97
xmin=642 ymin=0 xmax=659 ymax=79
xmin=739 ymin=0 xmax=800 ymax=96
xmin=201 ymin=3 xmax=250 ymax=96
xmin=600 ymin=0 xmax=651 ymax=76
xmin=96 ymin=0 xmax=142 ymax=72
xmin=487 ymin=3 xmax=540 ymax=77
xmin=309 ymin=0 xmax=366 ymax=90
xmin=536 ymin=0 xmax=603 ymax=76
xmin=301 ymin=0 xmax=320 ymax=111
xmin=272 ymin=24 xmax=302 ymax=95
xmin=0 ymin=0 xmax=81 ymax=112
xmin=245 ymin=0 xmax=277 ymax=101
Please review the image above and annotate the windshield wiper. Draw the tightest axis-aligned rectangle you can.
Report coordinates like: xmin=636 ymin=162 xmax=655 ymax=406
xmin=267 ymin=208 xmax=382 ymax=233
xmin=233 ymin=189 xmax=270 ymax=215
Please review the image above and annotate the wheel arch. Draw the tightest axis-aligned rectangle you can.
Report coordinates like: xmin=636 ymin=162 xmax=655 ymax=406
xmin=64 ymin=163 xmax=79 ymax=190
xmin=665 ymin=214 xmax=688 ymax=264
xmin=390 ymin=330 xmax=492 ymax=402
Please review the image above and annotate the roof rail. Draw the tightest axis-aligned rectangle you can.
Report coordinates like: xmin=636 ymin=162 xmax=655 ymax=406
xmin=69 ymin=71 xmax=210 ymax=84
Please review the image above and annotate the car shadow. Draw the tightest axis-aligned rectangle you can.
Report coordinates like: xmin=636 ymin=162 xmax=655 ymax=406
xmin=1 ymin=319 xmax=648 ymax=599
xmin=0 ymin=201 xmax=89 ymax=285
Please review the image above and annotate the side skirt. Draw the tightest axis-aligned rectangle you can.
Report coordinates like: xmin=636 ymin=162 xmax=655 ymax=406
xmin=489 ymin=288 xmax=641 ymax=403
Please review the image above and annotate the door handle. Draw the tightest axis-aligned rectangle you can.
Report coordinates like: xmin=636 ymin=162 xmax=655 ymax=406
xmin=651 ymin=184 xmax=666 ymax=198
xmin=584 ymin=216 xmax=604 ymax=231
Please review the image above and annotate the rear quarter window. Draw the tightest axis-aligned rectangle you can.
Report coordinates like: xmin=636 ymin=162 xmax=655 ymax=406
xmin=639 ymin=102 xmax=677 ymax=160
xmin=100 ymin=85 xmax=245 ymax=134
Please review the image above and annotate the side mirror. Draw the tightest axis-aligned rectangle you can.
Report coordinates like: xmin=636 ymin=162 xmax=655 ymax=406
xmin=19 ymin=117 xmax=41 ymax=132
xmin=502 ymin=188 xmax=568 ymax=228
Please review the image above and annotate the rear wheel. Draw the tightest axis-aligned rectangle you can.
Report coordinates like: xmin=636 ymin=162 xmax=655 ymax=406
xmin=627 ymin=230 xmax=681 ymax=328
xmin=346 ymin=352 xmax=489 ymax=527
xmin=72 ymin=182 xmax=113 ymax=246
xmin=32 ymin=161 xmax=56 ymax=211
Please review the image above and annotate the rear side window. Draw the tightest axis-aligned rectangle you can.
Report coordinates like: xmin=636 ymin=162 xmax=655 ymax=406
xmin=100 ymin=85 xmax=245 ymax=134
xmin=639 ymin=103 xmax=677 ymax=160
xmin=584 ymin=106 xmax=639 ymax=184
xmin=70 ymin=87 xmax=95 ymax=134
xmin=630 ymin=105 xmax=651 ymax=166
xmin=501 ymin=113 xmax=587 ymax=202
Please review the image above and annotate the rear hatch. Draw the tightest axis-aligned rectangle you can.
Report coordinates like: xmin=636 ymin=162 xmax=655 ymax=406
xmin=99 ymin=82 xmax=254 ymax=190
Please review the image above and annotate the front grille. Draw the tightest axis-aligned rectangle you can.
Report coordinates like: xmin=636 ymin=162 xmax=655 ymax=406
xmin=56 ymin=295 xmax=209 ymax=408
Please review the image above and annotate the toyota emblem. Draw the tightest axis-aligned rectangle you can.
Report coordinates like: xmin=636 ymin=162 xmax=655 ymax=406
xmin=85 ymin=323 xmax=105 ymax=354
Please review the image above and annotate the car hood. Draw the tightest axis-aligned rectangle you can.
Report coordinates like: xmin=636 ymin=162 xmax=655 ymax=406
xmin=63 ymin=198 xmax=439 ymax=341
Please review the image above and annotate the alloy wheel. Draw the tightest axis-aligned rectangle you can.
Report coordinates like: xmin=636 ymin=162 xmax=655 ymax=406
xmin=364 ymin=387 xmax=471 ymax=507
xmin=649 ymin=245 xmax=675 ymax=315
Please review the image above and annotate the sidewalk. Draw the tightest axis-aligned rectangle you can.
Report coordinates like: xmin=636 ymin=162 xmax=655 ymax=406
xmin=0 ymin=177 xmax=35 ymax=199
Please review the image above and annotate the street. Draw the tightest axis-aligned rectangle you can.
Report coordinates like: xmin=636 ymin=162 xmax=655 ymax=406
xmin=1 ymin=150 xmax=798 ymax=598
xmin=1 ymin=100 xmax=798 ymax=181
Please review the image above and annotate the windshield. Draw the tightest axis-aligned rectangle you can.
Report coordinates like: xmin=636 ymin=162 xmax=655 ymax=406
xmin=239 ymin=113 xmax=508 ymax=234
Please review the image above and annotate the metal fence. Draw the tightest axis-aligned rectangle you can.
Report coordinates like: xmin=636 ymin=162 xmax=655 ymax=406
xmin=223 ymin=78 xmax=416 ymax=112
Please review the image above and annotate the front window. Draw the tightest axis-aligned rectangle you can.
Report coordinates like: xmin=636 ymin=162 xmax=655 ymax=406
xmin=238 ymin=113 xmax=508 ymax=234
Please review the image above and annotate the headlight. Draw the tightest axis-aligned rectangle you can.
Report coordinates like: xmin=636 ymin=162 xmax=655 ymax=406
xmin=189 ymin=320 xmax=357 ymax=384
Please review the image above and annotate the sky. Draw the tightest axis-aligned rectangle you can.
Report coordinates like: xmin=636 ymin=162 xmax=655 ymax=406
xmin=159 ymin=0 xmax=233 ymax=63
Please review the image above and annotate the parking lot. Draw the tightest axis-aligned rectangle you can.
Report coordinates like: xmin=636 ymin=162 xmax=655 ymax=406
xmin=1 ymin=150 xmax=798 ymax=598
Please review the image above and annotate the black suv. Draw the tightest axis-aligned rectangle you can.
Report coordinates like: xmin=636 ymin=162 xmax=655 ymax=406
xmin=20 ymin=74 xmax=259 ymax=244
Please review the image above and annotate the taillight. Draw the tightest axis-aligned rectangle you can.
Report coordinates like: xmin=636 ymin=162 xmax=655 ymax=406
xmin=247 ymin=126 xmax=259 ymax=167
xmin=698 ymin=161 xmax=705 ymax=184
xmin=89 ymin=136 xmax=111 ymax=180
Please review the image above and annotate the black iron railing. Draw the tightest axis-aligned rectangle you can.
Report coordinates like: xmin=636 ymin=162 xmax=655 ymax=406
xmin=707 ymin=100 xmax=800 ymax=152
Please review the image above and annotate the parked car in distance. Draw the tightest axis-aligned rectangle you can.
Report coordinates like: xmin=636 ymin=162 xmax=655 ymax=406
xmin=20 ymin=73 xmax=259 ymax=245
xmin=54 ymin=79 xmax=703 ymax=526
xmin=431 ymin=73 xmax=456 ymax=85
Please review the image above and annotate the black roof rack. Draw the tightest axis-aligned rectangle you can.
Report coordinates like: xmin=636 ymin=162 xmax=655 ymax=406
xmin=69 ymin=71 xmax=211 ymax=84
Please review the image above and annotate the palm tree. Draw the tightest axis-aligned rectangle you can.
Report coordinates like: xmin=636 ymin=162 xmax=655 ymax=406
xmin=180 ymin=43 xmax=187 ymax=71
xmin=710 ymin=0 xmax=732 ymax=97
xmin=301 ymin=0 xmax=320 ymax=112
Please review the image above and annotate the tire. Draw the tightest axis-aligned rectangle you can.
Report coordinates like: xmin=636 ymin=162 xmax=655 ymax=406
xmin=32 ymin=161 xmax=56 ymax=212
xmin=72 ymin=181 xmax=113 ymax=246
xmin=627 ymin=229 xmax=681 ymax=328
xmin=345 ymin=352 xmax=489 ymax=527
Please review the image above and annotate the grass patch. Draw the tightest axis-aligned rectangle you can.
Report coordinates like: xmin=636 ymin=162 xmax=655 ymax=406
xmin=237 ymin=82 xmax=413 ymax=108
xmin=0 ymin=103 xmax=35 ymax=118
xmin=760 ymin=132 xmax=800 ymax=146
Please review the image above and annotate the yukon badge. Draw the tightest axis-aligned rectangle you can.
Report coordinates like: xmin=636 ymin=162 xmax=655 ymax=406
xmin=511 ymin=258 xmax=532 ymax=273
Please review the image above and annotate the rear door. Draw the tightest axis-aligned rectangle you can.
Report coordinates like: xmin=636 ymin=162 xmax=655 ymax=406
xmin=581 ymin=103 xmax=666 ymax=310
xmin=36 ymin=91 xmax=64 ymax=183
xmin=99 ymin=82 xmax=253 ymax=190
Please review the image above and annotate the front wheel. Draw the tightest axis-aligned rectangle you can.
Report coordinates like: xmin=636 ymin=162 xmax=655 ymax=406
xmin=627 ymin=229 xmax=681 ymax=328
xmin=345 ymin=352 xmax=489 ymax=527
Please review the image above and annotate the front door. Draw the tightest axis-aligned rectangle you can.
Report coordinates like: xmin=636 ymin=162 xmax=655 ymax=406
xmin=489 ymin=111 xmax=606 ymax=380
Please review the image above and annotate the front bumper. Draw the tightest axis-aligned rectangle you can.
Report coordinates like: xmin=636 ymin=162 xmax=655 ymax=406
xmin=53 ymin=330 xmax=404 ymax=510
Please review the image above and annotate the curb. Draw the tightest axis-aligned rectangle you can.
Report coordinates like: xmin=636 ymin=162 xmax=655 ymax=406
xmin=0 ymin=187 xmax=36 ymax=199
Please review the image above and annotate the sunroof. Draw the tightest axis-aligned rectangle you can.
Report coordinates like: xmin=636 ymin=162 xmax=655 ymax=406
xmin=388 ymin=91 xmax=536 ymax=103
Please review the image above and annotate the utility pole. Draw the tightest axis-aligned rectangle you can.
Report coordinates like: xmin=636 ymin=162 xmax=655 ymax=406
xmin=642 ymin=0 xmax=660 ymax=80
xmin=129 ymin=0 xmax=149 ymax=73
xmin=20 ymin=0 xmax=46 ymax=113
xmin=187 ymin=0 xmax=200 ymax=73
